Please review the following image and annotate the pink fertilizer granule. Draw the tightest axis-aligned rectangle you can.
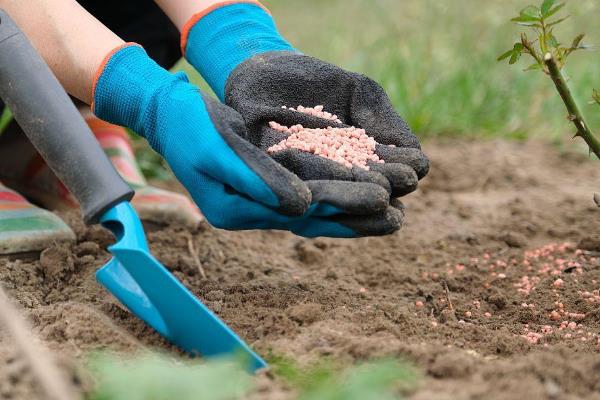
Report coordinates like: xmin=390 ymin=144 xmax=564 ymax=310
xmin=281 ymin=105 xmax=342 ymax=124
xmin=268 ymin=105 xmax=384 ymax=170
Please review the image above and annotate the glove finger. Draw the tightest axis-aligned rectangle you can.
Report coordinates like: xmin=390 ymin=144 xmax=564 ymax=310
xmin=390 ymin=198 xmax=406 ymax=215
xmin=271 ymin=148 xmax=351 ymax=180
xmin=191 ymin=173 xmax=402 ymax=238
xmin=191 ymin=174 xmax=378 ymax=238
xmin=368 ymin=163 xmax=418 ymax=197
xmin=306 ymin=181 xmax=390 ymax=216
xmin=287 ymin=217 xmax=360 ymax=238
xmin=270 ymin=148 xmax=390 ymax=192
xmin=200 ymin=94 xmax=311 ymax=216
xmin=335 ymin=206 xmax=404 ymax=236
xmin=352 ymin=167 xmax=391 ymax=193
xmin=291 ymin=199 xmax=404 ymax=238
xmin=375 ymin=145 xmax=430 ymax=179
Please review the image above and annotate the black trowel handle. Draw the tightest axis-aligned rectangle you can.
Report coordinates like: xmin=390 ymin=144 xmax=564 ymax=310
xmin=0 ymin=10 xmax=133 ymax=224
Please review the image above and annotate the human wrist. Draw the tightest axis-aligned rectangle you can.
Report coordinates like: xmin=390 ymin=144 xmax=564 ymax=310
xmin=92 ymin=43 xmax=186 ymax=138
xmin=181 ymin=1 xmax=296 ymax=101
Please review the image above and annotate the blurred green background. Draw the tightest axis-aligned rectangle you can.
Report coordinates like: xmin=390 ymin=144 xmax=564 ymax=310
xmin=178 ymin=0 xmax=600 ymax=143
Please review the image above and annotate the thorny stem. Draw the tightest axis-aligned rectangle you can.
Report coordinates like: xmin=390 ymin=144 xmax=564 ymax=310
xmin=543 ymin=53 xmax=600 ymax=159
xmin=0 ymin=285 xmax=77 ymax=400
xmin=521 ymin=35 xmax=543 ymax=66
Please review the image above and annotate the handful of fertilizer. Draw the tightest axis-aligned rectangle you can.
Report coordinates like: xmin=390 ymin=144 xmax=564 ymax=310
xmin=268 ymin=105 xmax=388 ymax=171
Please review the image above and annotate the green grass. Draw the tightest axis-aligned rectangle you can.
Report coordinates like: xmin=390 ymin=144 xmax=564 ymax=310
xmin=267 ymin=353 xmax=419 ymax=400
xmin=86 ymin=352 xmax=418 ymax=400
xmin=5 ymin=2 xmax=594 ymax=177
xmin=87 ymin=353 xmax=253 ymax=400
xmin=176 ymin=0 xmax=600 ymax=144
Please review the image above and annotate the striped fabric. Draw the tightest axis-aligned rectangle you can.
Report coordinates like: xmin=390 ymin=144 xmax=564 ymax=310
xmin=0 ymin=183 xmax=74 ymax=254
xmin=87 ymin=118 xmax=147 ymax=187
xmin=1 ymin=117 xmax=203 ymax=231
xmin=85 ymin=118 xmax=203 ymax=228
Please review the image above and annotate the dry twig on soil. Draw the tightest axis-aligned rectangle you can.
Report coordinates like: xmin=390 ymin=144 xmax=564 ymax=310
xmin=442 ymin=281 xmax=454 ymax=311
xmin=187 ymin=235 xmax=207 ymax=279
xmin=0 ymin=285 xmax=78 ymax=400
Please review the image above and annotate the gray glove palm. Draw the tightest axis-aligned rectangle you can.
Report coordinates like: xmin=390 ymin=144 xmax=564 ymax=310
xmin=225 ymin=51 xmax=429 ymax=197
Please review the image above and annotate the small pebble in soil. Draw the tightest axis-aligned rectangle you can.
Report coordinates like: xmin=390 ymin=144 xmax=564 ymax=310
xmin=268 ymin=106 xmax=383 ymax=170
xmin=553 ymin=278 xmax=564 ymax=288
xmin=550 ymin=311 xmax=561 ymax=321
xmin=440 ymin=308 xmax=457 ymax=323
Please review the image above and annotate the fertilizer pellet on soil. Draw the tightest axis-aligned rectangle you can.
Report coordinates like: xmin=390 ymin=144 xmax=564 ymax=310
xmin=268 ymin=106 xmax=385 ymax=170
xmin=2 ymin=140 xmax=600 ymax=400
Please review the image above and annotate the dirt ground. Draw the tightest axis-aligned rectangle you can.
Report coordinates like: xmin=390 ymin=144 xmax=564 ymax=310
xmin=1 ymin=139 xmax=600 ymax=400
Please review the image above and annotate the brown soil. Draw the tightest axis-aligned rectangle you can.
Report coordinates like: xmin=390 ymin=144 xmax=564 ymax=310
xmin=1 ymin=139 xmax=600 ymax=399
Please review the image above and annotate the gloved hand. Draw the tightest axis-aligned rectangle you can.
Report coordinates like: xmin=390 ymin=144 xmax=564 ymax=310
xmin=181 ymin=1 xmax=429 ymax=197
xmin=92 ymin=44 xmax=403 ymax=237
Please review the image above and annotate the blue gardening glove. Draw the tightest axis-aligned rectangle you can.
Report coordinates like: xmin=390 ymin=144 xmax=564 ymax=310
xmin=181 ymin=2 xmax=429 ymax=198
xmin=92 ymin=44 xmax=401 ymax=237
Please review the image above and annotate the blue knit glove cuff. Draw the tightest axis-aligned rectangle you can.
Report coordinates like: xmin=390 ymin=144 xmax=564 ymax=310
xmin=182 ymin=2 xmax=296 ymax=101
xmin=93 ymin=44 xmax=189 ymax=147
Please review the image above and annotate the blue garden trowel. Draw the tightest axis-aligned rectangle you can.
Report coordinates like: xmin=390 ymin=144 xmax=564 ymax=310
xmin=0 ymin=10 xmax=266 ymax=372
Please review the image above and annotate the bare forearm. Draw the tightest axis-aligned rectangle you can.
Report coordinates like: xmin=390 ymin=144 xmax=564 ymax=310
xmin=155 ymin=0 xmax=254 ymax=30
xmin=0 ymin=0 xmax=123 ymax=103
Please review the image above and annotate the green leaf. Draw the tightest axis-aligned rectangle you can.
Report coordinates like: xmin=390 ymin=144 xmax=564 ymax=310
xmin=592 ymin=89 xmax=600 ymax=106
xmin=521 ymin=5 xmax=542 ymax=19
xmin=524 ymin=62 xmax=542 ymax=71
xmin=498 ymin=43 xmax=524 ymax=63
xmin=545 ymin=3 xmax=566 ymax=19
xmin=497 ymin=49 xmax=514 ymax=61
xmin=547 ymin=15 xmax=570 ymax=26
xmin=509 ymin=51 xmax=522 ymax=64
xmin=512 ymin=5 xmax=542 ymax=23
xmin=547 ymin=34 xmax=559 ymax=48
xmin=515 ymin=21 xmax=543 ymax=27
xmin=541 ymin=0 xmax=556 ymax=16
xmin=571 ymin=33 xmax=585 ymax=49
xmin=511 ymin=15 xmax=540 ymax=23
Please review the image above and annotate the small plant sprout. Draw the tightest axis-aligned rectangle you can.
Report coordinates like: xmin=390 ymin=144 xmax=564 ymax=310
xmin=88 ymin=353 xmax=253 ymax=400
xmin=593 ymin=89 xmax=600 ymax=107
xmin=498 ymin=0 xmax=600 ymax=159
